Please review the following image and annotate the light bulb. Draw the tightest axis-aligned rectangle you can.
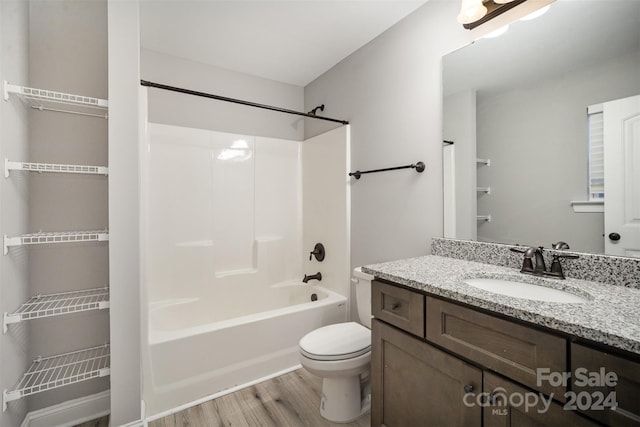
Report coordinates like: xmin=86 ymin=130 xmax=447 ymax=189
xmin=457 ymin=0 xmax=488 ymax=25
xmin=520 ymin=5 xmax=551 ymax=21
xmin=481 ymin=25 xmax=509 ymax=39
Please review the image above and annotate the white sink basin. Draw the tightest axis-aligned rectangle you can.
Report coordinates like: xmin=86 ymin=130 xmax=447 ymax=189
xmin=464 ymin=278 xmax=588 ymax=303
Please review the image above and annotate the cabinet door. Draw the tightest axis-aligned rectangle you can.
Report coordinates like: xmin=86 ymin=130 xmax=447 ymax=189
xmin=372 ymin=319 xmax=482 ymax=427
xmin=571 ymin=343 xmax=640 ymax=426
xmin=484 ymin=372 xmax=598 ymax=427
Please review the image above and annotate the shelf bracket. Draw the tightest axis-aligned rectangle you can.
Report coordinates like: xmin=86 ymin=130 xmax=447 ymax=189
xmin=3 ymin=313 xmax=21 ymax=334
xmin=3 ymin=81 xmax=20 ymax=102
xmin=3 ymin=235 xmax=19 ymax=256
xmin=3 ymin=389 xmax=21 ymax=412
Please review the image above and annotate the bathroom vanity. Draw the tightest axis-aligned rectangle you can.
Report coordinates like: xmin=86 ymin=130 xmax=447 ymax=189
xmin=364 ymin=255 xmax=640 ymax=427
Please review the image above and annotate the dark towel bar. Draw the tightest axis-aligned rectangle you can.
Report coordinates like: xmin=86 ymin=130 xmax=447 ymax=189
xmin=349 ymin=161 xmax=425 ymax=180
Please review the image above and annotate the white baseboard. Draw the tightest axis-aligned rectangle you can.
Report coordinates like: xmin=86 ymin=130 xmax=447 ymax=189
xmin=21 ymin=390 xmax=110 ymax=427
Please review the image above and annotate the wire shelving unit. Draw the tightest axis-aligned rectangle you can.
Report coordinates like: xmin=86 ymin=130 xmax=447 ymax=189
xmin=3 ymin=230 xmax=109 ymax=255
xmin=3 ymin=288 xmax=109 ymax=333
xmin=3 ymin=81 xmax=108 ymax=118
xmin=2 ymin=344 xmax=110 ymax=411
xmin=3 ymin=74 xmax=111 ymax=413
xmin=5 ymin=159 xmax=108 ymax=178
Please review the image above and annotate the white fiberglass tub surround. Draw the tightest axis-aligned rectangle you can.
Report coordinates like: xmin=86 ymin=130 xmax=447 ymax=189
xmin=141 ymin=123 xmax=351 ymax=417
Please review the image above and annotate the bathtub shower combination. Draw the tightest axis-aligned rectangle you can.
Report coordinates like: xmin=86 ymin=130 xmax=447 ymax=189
xmin=141 ymin=123 xmax=350 ymax=417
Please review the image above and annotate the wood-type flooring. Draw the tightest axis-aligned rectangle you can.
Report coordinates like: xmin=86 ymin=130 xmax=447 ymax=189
xmin=74 ymin=368 xmax=370 ymax=427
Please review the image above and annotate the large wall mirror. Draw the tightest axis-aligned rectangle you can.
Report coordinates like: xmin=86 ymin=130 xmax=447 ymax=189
xmin=443 ymin=0 xmax=640 ymax=257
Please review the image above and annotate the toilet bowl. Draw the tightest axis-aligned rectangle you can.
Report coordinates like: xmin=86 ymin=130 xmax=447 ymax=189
xmin=298 ymin=268 xmax=373 ymax=423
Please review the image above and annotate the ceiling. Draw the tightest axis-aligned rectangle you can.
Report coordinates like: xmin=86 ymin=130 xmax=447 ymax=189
xmin=140 ymin=0 xmax=427 ymax=87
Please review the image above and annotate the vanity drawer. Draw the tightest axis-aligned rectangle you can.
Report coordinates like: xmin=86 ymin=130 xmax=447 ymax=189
xmin=571 ymin=343 xmax=640 ymax=426
xmin=426 ymin=296 xmax=567 ymax=399
xmin=372 ymin=280 xmax=424 ymax=337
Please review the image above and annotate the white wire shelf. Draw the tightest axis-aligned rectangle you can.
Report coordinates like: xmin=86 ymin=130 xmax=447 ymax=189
xmin=476 ymin=186 xmax=491 ymax=194
xmin=5 ymin=159 xmax=108 ymax=178
xmin=3 ymin=81 xmax=108 ymax=118
xmin=3 ymin=344 xmax=110 ymax=411
xmin=3 ymin=230 xmax=109 ymax=255
xmin=3 ymin=287 xmax=109 ymax=333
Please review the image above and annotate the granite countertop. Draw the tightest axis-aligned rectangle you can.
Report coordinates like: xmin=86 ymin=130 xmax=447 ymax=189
xmin=362 ymin=255 xmax=640 ymax=355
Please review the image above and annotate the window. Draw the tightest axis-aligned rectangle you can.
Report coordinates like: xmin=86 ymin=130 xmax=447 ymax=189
xmin=587 ymin=104 xmax=604 ymax=201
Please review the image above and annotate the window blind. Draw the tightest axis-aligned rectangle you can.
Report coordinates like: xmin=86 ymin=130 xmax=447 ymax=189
xmin=588 ymin=106 xmax=604 ymax=200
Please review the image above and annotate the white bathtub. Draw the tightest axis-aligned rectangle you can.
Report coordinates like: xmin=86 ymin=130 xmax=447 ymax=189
xmin=145 ymin=282 xmax=347 ymax=417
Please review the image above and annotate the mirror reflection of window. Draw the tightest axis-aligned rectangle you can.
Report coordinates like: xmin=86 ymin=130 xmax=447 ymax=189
xmin=587 ymin=105 xmax=604 ymax=202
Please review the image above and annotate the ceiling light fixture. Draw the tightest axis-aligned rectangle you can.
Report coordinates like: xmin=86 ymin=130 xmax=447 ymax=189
xmin=457 ymin=0 xmax=488 ymax=25
xmin=458 ymin=0 xmax=528 ymax=30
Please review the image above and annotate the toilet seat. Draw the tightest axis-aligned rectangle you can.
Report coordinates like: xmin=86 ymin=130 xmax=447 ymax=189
xmin=299 ymin=322 xmax=371 ymax=361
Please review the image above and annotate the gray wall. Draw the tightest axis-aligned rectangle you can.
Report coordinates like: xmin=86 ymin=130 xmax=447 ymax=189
xmin=141 ymin=49 xmax=305 ymax=141
xmin=1 ymin=0 xmax=30 ymax=425
xmin=27 ymin=0 xmax=110 ymax=411
xmin=477 ymin=50 xmax=640 ymax=253
xmin=304 ymin=0 xmax=471 ymax=270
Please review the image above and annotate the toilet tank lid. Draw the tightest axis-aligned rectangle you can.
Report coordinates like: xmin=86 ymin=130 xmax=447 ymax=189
xmin=353 ymin=267 xmax=374 ymax=281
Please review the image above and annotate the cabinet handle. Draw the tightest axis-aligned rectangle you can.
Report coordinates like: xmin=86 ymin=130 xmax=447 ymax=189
xmin=464 ymin=384 xmax=474 ymax=393
xmin=391 ymin=302 xmax=401 ymax=310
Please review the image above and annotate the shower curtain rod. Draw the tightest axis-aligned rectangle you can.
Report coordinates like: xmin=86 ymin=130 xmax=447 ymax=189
xmin=140 ymin=80 xmax=349 ymax=125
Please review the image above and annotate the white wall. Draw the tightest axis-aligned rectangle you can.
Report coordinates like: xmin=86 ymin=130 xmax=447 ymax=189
xmin=108 ymin=1 xmax=143 ymax=425
xmin=304 ymin=1 xmax=472 ymax=272
xmin=141 ymin=49 xmax=305 ymax=142
xmin=0 ymin=0 xmax=30 ymax=425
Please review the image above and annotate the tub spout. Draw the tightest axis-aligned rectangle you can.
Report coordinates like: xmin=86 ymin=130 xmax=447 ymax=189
xmin=303 ymin=272 xmax=322 ymax=283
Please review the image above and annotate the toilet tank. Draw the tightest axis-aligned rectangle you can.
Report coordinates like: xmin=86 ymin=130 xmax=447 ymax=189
xmin=352 ymin=267 xmax=374 ymax=328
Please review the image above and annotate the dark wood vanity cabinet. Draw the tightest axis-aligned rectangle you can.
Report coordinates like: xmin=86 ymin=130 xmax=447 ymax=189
xmin=571 ymin=343 xmax=640 ymax=426
xmin=372 ymin=319 xmax=482 ymax=427
xmin=483 ymin=372 xmax=597 ymax=427
xmin=371 ymin=279 xmax=637 ymax=427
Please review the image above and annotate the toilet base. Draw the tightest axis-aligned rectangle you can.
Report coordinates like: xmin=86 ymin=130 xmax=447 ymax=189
xmin=319 ymin=374 xmax=371 ymax=423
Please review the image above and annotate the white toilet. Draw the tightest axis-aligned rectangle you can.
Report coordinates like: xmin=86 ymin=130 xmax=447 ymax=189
xmin=298 ymin=267 xmax=373 ymax=423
